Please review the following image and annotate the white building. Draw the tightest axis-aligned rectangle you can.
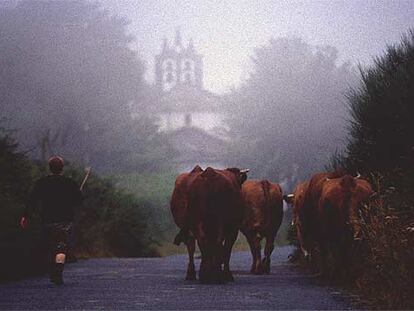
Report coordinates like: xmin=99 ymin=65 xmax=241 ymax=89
xmin=152 ymin=30 xmax=230 ymax=171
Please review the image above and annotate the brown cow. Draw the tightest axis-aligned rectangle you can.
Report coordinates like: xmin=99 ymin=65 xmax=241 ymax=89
xmin=170 ymin=165 xmax=204 ymax=280
xmin=241 ymin=180 xmax=283 ymax=274
xmin=290 ymin=181 xmax=310 ymax=258
xmin=171 ymin=166 xmax=248 ymax=283
xmin=188 ymin=167 xmax=248 ymax=283
xmin=299 ymin=169 xmax=348 ymax=257
xmin=317 ymin=174 xmax=373 ymax=279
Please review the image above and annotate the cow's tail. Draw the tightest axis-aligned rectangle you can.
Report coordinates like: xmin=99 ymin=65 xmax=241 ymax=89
xmin=340 ymin=175 xmax=356 ymax=204
xmin=261 ymin=180 xmax=272 ymax=230
xmin=173 ymin=228 xmax=193 ymax=246
xmin=339 ymin=175 xmax=357 ymax=225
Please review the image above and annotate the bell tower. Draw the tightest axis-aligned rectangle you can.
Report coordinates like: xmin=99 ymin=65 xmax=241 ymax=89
xmin=155 ymin=30 xmax=203 ymax=92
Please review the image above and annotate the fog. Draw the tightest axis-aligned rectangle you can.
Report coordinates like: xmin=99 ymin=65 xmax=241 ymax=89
xmin=99 ymin=0 xmax=414 ymax=94
xmin=0 ymin=0 xmax=413 ymax=186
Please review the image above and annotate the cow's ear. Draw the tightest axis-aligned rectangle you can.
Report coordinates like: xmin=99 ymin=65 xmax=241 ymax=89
xmin=191 ymin=165 xmax=203 ymax=173
xmin=201 ymin=167 xmax=217 ymax=179
xmin=226 ymin=168 xmax=246 ymax=185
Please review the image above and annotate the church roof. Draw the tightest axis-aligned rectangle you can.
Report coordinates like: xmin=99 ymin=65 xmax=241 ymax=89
xmin=167 ymin=126 xmax=228 ymax=163
xmin=155 ymin=84 xmax=224 ymax=113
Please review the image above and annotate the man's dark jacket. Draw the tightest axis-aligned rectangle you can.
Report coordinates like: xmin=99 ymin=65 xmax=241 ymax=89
xmin=24 ymin=175 xmax=82 ymax=224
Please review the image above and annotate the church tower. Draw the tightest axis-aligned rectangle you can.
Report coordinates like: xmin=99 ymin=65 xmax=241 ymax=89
xmin=151 ymin=31 xmax=229 ymax=172
xmin=155 ymin=30 xmax=203 ymax=92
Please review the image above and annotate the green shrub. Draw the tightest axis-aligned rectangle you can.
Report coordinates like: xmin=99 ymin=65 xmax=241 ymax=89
xmin=72 ymin=171 xmax=161 ymax=258
xmin=0 ymin=127 xmax=162 ymax=281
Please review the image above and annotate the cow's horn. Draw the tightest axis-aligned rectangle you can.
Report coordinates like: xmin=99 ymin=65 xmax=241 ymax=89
xmin=240 ymin=169 xmax=250 ymax=174
xmin=355 ymin=172 xmax=361 ymax=179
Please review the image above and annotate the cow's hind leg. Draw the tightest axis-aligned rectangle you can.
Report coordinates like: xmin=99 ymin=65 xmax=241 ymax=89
xmin=262 ymin=235 xmax=275 ymax=274
xmin=244 ymin=232 xmax=256 ymax=273
xmin=245 ymin=232 xmax=262 ymax=274
xmin=222 ymin=229 xmax=239 ymax=282
xmin=185 ymin=236 xmax=196 ymax=280
xmin=318 ymin=241 xmax=333 ymax=283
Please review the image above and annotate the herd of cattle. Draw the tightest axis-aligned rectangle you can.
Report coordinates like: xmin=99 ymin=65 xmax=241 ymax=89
xmin=170 ymin=166 xmax=374 ymax=284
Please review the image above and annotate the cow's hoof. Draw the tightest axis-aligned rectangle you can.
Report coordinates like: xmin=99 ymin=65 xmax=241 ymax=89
xmin=223 ymin=271 xmax=234 ymax=282
xmin=199 ymin=275 xmax=218 ymax=284
xmin=186 ymin=271 xmax=196 ymax=281
xmin=251 ymin=263 xmax=263 ymax=275
xmin=253 ymin=269 xmax=262 ymax=275
xmin=199 ymin=270 xmax=214 ymax=284
xmin=262 ymin=264 xmax=270 ymax=274
xmin=199 ymin=269 xmax=227 ymax=284
xmin=261 ymin=259 xmax=270 ymax=274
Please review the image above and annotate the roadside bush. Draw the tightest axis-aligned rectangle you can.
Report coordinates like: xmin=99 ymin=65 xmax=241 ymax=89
xmin=343 ymin=30 xmax=414 ymax=204
xmin=0 ymin=127 xmax=161 ymax=282
xmin=303 ymin=30 xmax=414 ymax=308
xmin=355 ymin=187 xmax=414 ymax=309
xmin=113 ymin=172 xmax=179 ymax=255
xmin=0 ymin=127 xmax=44 ymax=281
xmin=71 ymin=170 xmax=160 ymax=258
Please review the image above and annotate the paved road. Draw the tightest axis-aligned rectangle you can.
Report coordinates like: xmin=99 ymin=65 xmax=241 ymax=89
xmin=0 ymin=247 xmax=363 ymax=310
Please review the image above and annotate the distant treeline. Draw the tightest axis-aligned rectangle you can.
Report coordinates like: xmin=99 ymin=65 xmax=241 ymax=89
xmin=0 ymin=128 xmax=163 ymax=282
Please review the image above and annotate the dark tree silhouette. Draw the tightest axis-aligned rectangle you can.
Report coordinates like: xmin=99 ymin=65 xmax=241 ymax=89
xmin=342 ymin=30 xmax=414 ymax=201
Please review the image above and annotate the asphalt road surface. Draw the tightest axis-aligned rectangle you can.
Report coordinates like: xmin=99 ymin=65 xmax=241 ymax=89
xmin=0 ymin=246 xmax=364 ymax=310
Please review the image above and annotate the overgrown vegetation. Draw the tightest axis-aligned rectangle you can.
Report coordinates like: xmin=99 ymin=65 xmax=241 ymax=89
xmin=324 ymin=30 xmax=414 ymax=308
xmin=0 ymin=128 xmax=162 ymax=282
xmin=355 ymin=187 xmax=414 ymax=309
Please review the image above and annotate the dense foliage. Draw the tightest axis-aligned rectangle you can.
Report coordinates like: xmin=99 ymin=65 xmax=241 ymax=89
xmin=327 ymin=30 xmax=414 ymax=308
xmin=339 ymin=30 xmax=414 ymax=205
xmin=0 ymin=127 xmax=41 ymax=281
xmin=0 ymin=129 xmax=161 ymax=282
xmin=355 ymin=191 xmax=414 ymax=309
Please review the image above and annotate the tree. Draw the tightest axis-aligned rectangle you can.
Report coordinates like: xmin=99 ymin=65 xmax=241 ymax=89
xmin=227 ymin=37 xmax=356 ymax=187
xmin=0 ymin=0 xmax=169 ymax=173
xmin=343 ymin=30 xmax=414 ymax=200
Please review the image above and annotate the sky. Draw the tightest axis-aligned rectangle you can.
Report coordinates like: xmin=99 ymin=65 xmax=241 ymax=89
xmin=99 ymin=0 xmax=414 ymax=94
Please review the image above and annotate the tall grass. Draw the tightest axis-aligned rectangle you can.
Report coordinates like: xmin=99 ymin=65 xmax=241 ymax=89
xmin=355 ymin=185 xmax=414 ymax=309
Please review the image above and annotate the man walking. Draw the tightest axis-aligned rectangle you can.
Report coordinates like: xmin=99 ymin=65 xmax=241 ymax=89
xmin=20 ymin=156 xmax=84 ymax=285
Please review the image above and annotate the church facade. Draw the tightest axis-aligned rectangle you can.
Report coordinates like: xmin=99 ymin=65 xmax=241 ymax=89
xmin=153 ymin=30 xmax=229 ymax=172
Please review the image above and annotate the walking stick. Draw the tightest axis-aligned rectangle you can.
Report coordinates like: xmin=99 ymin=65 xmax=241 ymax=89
xmin=80 ymin=167 xmax=91 ymax=191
